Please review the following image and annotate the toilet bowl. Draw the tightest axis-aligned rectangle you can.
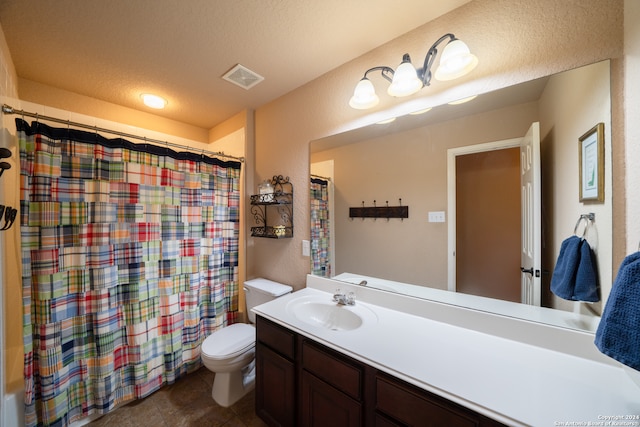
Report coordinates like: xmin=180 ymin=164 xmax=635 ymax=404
xmin=201 ymin=278 xmax=292 ymax=407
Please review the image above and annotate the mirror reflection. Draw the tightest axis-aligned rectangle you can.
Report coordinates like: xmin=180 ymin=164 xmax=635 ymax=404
xmin=310 ymin=60 xmax=612 ymax=332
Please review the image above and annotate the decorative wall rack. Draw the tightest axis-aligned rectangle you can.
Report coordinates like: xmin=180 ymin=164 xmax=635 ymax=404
xmin=349 ymin=199 xmax=408 ymax=220
xmin=250 ymin=175 xmax=294 ymax=238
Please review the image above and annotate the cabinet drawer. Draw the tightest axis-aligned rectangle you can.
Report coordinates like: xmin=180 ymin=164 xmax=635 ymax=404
xmin=302 ymin=340 xmax=363 ymax=400
xmin=256 ymin=316 xmax=296 ymax=360
xmin=376 ymin=375 xmax=479 ymax=427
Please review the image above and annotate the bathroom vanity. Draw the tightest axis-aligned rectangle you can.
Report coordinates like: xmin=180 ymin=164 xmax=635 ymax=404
xmin=256 ymin=315 xmax=504 ymax=426
xmin=253 ymin=275 xmax=640 ymax=427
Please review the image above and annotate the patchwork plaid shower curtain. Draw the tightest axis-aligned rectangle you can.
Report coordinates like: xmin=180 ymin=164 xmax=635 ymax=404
xmin=16 ymin=118 xmax=241 ymax=426
xmin=310 ymin=177 xmax=330 ymax=277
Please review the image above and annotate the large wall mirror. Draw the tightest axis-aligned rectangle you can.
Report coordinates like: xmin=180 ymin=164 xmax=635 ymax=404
xmin=310 ymin=60 xmax=612 ymax=333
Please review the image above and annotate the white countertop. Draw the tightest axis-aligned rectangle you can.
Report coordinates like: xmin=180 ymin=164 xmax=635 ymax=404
xmin=252 ymin=281 xmax=640 ymax=427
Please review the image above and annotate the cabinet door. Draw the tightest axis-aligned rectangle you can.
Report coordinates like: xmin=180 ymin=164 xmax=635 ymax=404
xmin=256 ymin=342 xmax=296 ymax=427
xmin=301 ymin=370 xmax=362 ymax=427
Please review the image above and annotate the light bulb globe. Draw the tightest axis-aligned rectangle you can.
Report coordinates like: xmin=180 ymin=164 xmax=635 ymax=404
xmin=388 ymin=61 xmax=422 ymax=97
xmin=434 ymin=39 xmax=478 ymax=81
xmin=349 ymin=78 xmax=379 ymax=109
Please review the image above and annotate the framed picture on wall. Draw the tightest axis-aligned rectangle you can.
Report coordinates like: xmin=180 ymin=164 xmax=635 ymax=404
xmin=579 ymin=122 xmax=605 ymax=203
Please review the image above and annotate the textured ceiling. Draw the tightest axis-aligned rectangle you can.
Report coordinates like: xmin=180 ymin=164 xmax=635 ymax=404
xmin=0 ymin=0 xmax=470 ymax=129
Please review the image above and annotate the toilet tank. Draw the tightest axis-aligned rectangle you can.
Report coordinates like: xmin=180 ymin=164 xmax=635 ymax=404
xmin=244 ymin=278 xmax=292 ymax=323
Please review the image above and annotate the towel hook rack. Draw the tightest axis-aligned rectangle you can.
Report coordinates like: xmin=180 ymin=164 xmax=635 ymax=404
xmin=574 ymin=213 xmax=595 ymax=238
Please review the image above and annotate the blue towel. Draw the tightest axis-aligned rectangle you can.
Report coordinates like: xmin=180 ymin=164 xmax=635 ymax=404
xmin=551 ymin=236 xmax=582 ymax=300
xmin=595 ymin=252 xmax=640 ymax=371
xmin=574 ymin=239 xmax=600 ymax=302
xmin=550 ymin=236 xmax=600 ymax=302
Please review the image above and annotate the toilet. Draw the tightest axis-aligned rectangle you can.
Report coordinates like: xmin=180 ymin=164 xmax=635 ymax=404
xmin=201 ymin=278 xmax=292 ymax=407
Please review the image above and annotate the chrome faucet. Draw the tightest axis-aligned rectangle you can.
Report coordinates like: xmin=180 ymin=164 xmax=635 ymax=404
xmin=333 ymin=289 xmax=355 ymax=306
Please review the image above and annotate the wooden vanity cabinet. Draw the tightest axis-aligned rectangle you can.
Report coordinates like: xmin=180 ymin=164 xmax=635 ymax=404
xmin=255 ymin=315 xmax=506 ymax=427
xmin=255 ymin=316 xmax=296 ymax=427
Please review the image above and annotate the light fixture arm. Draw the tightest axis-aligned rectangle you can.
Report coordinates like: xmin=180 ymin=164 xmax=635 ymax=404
xmin=361 ymin=66 xmax=395 ymax=83
xmin=418 ymin=33 xmax=457 ymax=87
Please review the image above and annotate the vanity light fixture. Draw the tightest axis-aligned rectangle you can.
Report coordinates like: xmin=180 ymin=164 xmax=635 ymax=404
xmin=349 ymin=33 xmax=478 ymax=110
xmin=141 ymin=93 xmax=168 ymax=109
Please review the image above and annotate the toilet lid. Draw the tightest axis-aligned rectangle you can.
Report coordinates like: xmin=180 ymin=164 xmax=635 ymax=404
xmin=201 ymin=323 xmax=255 ymax=360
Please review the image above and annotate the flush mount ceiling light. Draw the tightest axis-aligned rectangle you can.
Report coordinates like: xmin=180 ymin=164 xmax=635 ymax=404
xmin=141 ymin=93 xmax=167 ymax=109
xmin=349 ymin=33 xmax=478 ymax=110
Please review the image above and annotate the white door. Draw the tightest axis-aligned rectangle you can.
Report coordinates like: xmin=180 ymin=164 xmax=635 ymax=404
xmin=520 ymin=122 xmax=541 ymax=306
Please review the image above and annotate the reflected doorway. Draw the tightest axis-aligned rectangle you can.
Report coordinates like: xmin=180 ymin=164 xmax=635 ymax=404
xmin=455 ymin=148 xmax=521 ymax=302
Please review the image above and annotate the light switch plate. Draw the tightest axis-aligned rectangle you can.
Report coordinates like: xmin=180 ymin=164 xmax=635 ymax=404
xmin=302 ymin=239 xmax=310 ymax=257
xmin=428 ymin=211 xmax=446 ymax=223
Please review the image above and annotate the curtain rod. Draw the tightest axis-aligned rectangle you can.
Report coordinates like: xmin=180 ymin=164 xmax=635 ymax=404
xmin=1 ymin=104 xmax=244 ymax=163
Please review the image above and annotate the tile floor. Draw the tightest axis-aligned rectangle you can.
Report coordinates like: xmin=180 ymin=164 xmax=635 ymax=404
xmin=88 ymin=368 xmax=268 ymax=427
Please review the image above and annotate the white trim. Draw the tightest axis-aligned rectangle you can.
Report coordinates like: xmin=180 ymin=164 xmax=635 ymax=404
xmin=446 ymin=138 xmax=522 ymax=292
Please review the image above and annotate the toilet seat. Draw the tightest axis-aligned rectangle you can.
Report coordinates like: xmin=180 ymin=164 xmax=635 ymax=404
xmin=202 ymin=323 xmax=255 ymax=361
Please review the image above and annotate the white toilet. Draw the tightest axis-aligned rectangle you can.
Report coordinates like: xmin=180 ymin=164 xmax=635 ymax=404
xmin=201 ymin=278 xmax=292 ymax=407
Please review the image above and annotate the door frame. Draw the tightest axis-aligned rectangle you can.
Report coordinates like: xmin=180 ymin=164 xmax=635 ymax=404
xmin=446 ymin=138 xmax=522 ymax=292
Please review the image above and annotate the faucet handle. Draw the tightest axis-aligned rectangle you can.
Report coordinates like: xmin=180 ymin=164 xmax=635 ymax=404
xmin=346 ymin=291 xmax=356 ymax=305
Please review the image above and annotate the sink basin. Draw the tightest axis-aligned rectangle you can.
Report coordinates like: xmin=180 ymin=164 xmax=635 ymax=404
xmin=286 ymin=295 xmax=377 ymax=331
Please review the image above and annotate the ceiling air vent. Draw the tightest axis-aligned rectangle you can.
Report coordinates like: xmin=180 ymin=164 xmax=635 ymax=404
xmin=222 ymin=64 xmax=264 ymax=90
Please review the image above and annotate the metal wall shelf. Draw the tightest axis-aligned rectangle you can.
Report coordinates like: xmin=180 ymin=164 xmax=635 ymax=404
xmin=250 ymin=175 xmax=293 ymax=238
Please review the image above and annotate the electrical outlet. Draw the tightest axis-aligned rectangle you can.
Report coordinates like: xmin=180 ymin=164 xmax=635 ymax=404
xmin=428 ymin=211 xmax=446 ymax=223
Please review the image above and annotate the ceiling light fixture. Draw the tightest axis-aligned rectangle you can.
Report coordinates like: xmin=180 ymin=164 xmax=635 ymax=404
xmin=349 ymin=33 xmax=478 ymax=110
xmin=141 ymin=93 xmax=167 ymax=109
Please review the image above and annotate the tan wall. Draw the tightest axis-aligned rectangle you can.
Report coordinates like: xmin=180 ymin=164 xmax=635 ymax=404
xmin=254 ymin=0 xmax=624 ymax=290
xmin=18 ymin=78 xmax=209 ymax=143
xmin=0 ymin=22 xmax=18 ymax=98
xmin=539 ymin=60 xmax=612 ymax=313
xmin=0 ymin=22 xmax=21 ymax=393
xmin=311 ymin=102 xmax=538 ymax=287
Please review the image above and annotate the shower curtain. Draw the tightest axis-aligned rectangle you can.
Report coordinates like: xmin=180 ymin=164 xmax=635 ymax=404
xmin=310 ymin=177 xmax=330 ymax=277
xmin=16 ymin=118 xmax=242 ymax=426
